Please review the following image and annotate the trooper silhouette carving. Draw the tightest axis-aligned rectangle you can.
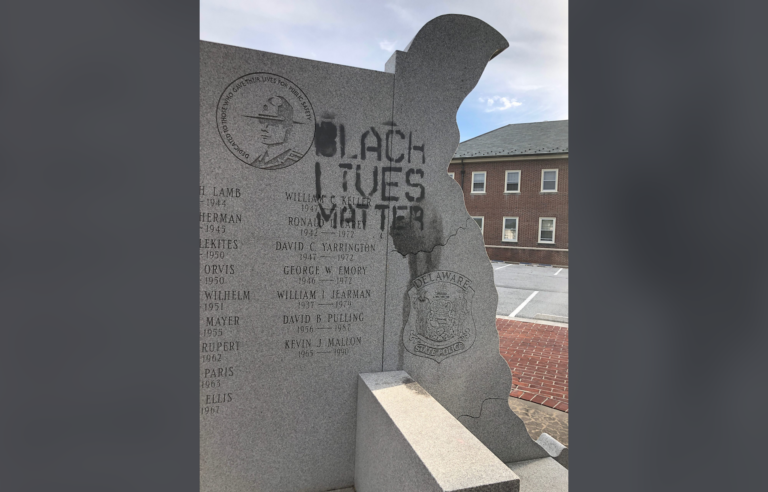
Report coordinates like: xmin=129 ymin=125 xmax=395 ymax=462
xmin=243 ymin=95 xmax=306 ymax=169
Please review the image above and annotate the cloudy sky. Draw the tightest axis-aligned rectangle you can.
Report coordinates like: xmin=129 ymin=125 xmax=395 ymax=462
xmin=200 ymin=0 xmax=568 ymax=141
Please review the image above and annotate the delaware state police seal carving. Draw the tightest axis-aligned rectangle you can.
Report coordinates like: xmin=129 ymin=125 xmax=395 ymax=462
xmin=217 ymin=73 xmax=315 ymax=169
xmin=403 ymin=271 xmax=476 ymax=362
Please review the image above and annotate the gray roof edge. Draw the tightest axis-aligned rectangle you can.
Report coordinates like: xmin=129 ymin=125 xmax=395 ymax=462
xmin=452 ymin=151 xmax=569 ymax=160
xmin=458 ymin=119 xmax=568 ymax=145
xmin=455 ymin=120 xmax=568 ymax=159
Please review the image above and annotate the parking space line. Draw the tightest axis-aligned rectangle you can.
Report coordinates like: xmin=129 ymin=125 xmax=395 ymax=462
xmin=494 ymin=264 xmax=511 ymax=271
xmin=554 ymin=268 xmax=563 ymax=276
xmin=509 ymin=291 xmax=539 ymax=318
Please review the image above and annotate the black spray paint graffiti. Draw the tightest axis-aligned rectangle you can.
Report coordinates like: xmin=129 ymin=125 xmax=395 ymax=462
xmin=313 ymin=122 xmax=426 ymax=231
xmin=315 ymin=122 xmax=425 ymax=164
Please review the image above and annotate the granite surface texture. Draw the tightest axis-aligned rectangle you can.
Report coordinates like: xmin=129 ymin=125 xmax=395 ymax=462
xmin=200 ymin=41 xmax=394 ymax=492
xmin=381 ymin=15 xmax=549 ymax=464
xmin=355 ymin=371 xmax=520 ymax=492
xmin=200 ymin=14 xmax=550 ymax=492
xmin=505 ymin=458 xmax=568 ymax=492
xmin=535 ymin=433 xmax=569 ymax=469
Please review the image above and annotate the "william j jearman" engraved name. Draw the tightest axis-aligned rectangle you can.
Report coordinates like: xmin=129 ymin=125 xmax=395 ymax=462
xmin=331 ymin=289 xmax=371 ymax=299
xmin=277 ymin=290 xmax=318 ymax=299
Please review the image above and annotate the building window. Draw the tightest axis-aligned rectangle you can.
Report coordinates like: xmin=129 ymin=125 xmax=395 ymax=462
xmin=541 ymin=169 xmax=558 ymax=192
xmin=538 ymin=218 xmax=556 ymax=244
xmin=505 ymin=171 xmax=521 ymax=193
xmin=448 ymin=172 xmax=454 ymax=179
xmin=471 ymin=172 xmax=486 ymax=194
xmin=502 ymin=217 xmax=518 ymax=242
xmin=472 ymin=216 xmax=484 ymax=234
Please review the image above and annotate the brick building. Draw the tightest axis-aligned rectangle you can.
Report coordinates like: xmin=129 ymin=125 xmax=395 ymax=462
xmin=448 ymin=120 xmax=568 ymax=266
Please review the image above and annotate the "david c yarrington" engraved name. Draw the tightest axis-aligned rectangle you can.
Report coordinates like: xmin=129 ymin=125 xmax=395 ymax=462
xmin=319 ymin=242 xmax=375 ymax=253
xmin=202 ymin=290 xmax=251 ymax=301
xmin=331 ymin=289 xmax=371 ymax=299
xmin=277 ymin=290 xmax=317 ymax=299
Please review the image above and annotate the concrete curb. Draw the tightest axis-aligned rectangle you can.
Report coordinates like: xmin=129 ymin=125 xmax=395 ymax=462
xmin=496 ymin=315 xmax=568 ymax=328
xmin=492 ymin=261 xmax=568 ymax=269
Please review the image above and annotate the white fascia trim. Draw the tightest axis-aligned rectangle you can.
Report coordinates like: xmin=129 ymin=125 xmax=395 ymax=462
xmin=485 ymin=245 xmax=569 ymax=252
xmin=451 ymin=153 xmax=568 ymax=164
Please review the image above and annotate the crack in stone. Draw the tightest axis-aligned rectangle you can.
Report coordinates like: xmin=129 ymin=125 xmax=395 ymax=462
xmin=390 ymin=216 xmax=472 ymax=258
xmin=457 ymin=396 xmax=509 ymax=420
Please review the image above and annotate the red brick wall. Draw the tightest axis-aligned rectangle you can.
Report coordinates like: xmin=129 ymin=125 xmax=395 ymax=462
xmin=448 ymin=157 xmax=568 ymax=266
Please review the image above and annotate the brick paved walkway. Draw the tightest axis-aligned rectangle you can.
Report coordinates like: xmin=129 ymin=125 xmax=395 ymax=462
xmin=496 ymin=318 xmax=569 ymax=413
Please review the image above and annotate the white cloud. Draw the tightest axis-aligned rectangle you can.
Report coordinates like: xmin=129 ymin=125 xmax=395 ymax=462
xmin=384 ymin=3 xmax=424 ymax=31
xmin=478 ymin=96 xmax=523 ymax=112
xmin=379 ymin=40 xmax=397 ymax=52
xmin=200 ymin=0 xmax=567 ymax=126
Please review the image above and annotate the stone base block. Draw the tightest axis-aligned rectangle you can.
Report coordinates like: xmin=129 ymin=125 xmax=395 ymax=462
xmin=505 ymin=457 xmax=568 ymax=492
xmin=535 ymin=433 xmax=568 ymax=469
xmin=355 ymin=371 xmax=520 ymax=492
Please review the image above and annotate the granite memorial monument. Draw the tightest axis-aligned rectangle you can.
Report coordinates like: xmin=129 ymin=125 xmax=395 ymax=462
xmin=200 ymin=14 xmax=567 ymax=492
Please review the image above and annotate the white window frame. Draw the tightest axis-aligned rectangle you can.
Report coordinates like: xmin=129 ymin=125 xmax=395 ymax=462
xmin=448 ymin=172 xmax=454 ymax=179
xmin=541 ymin=169 xmax=558 ymax=193
xmin=471 ymin=171 xmax=486 ymax=194
xmin=538 ymin=217 xmax=556 ymax=244
xmin=504 ymin=170 xmax=521 ymax=194
xmin=471 ymin=216 xmax=484 ymax=234
xmin=502 ymin=216 xmax=518 ymax=243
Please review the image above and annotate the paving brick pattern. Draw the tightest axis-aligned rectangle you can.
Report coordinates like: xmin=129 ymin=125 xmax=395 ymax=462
xmin=496 ymin=317 xmax=569 ymax=412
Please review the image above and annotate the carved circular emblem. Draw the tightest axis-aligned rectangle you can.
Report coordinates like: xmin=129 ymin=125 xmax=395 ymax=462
xmin=216 ymin=73 xmax=315 ymax=170
xmin=403 ymin=271 xmax=476 ymax=363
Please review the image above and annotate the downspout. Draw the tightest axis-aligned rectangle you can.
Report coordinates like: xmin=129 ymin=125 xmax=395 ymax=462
xmin=460 ymin=159 xmax=466 ymax=192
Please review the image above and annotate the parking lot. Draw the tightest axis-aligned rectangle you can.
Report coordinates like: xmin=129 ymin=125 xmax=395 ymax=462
xmin=493 ymin=262 xmax=568 ymax=324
